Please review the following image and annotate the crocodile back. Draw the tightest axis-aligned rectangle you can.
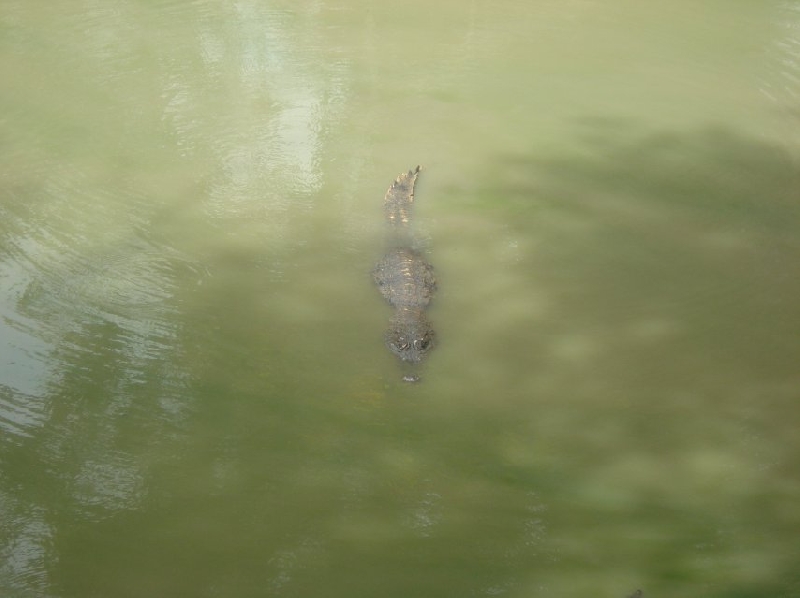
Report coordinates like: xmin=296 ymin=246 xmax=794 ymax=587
xmin=373 ymin=247 xmax=436 ymax=309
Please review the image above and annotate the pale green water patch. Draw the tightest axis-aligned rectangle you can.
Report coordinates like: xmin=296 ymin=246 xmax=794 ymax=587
xmin=2 ymin=1 xmax=800 ymax=597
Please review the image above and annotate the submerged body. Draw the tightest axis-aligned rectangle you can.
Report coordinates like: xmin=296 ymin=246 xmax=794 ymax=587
xmin=373 ymin=167 xmax=436 ymax=380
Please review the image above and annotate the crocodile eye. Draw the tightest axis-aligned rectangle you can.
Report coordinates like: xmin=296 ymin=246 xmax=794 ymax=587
xmin=418 ymin=337 xmax=431 ymax=350
xmin=398 ymin=340 xmax=410 ymax=350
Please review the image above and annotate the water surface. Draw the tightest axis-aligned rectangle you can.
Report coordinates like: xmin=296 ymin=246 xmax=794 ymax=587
xmin=2 ymin=1 xmax=800 ymax=597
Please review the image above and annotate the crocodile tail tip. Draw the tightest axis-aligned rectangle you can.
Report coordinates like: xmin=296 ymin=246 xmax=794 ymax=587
xmin=391 ymin=166 xmax=421 ymax=188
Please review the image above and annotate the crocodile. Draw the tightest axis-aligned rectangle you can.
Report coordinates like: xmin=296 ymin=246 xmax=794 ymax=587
xmin=373 ymin=166 xmax=436 ymax=382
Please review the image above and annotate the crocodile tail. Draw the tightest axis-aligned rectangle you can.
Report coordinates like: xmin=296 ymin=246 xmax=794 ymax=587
xmin=384 ymin=165 xmax=421 ymax=226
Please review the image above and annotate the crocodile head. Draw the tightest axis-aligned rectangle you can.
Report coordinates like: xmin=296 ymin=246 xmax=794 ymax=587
xmin=385 ymin=313 xmax=435 ymax=366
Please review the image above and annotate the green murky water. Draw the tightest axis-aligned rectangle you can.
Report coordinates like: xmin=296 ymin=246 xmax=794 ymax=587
xmin=2 ymin=2 xmax=800 ymax=596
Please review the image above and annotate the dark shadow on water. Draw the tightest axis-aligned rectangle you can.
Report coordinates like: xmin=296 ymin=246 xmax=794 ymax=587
xmin=440 ymin=122 xmax=800 ymax=597
xmin=449 ymin=123 xmax=800 ymax=392
xmin=495 ymin=122 xmax=798 ymax=231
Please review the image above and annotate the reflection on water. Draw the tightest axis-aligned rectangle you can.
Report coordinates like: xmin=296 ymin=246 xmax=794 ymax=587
xmin=2 ymin=0 xmax=800 ymax=597
xmin=160 ymin=1 xmax=347 ymax=224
